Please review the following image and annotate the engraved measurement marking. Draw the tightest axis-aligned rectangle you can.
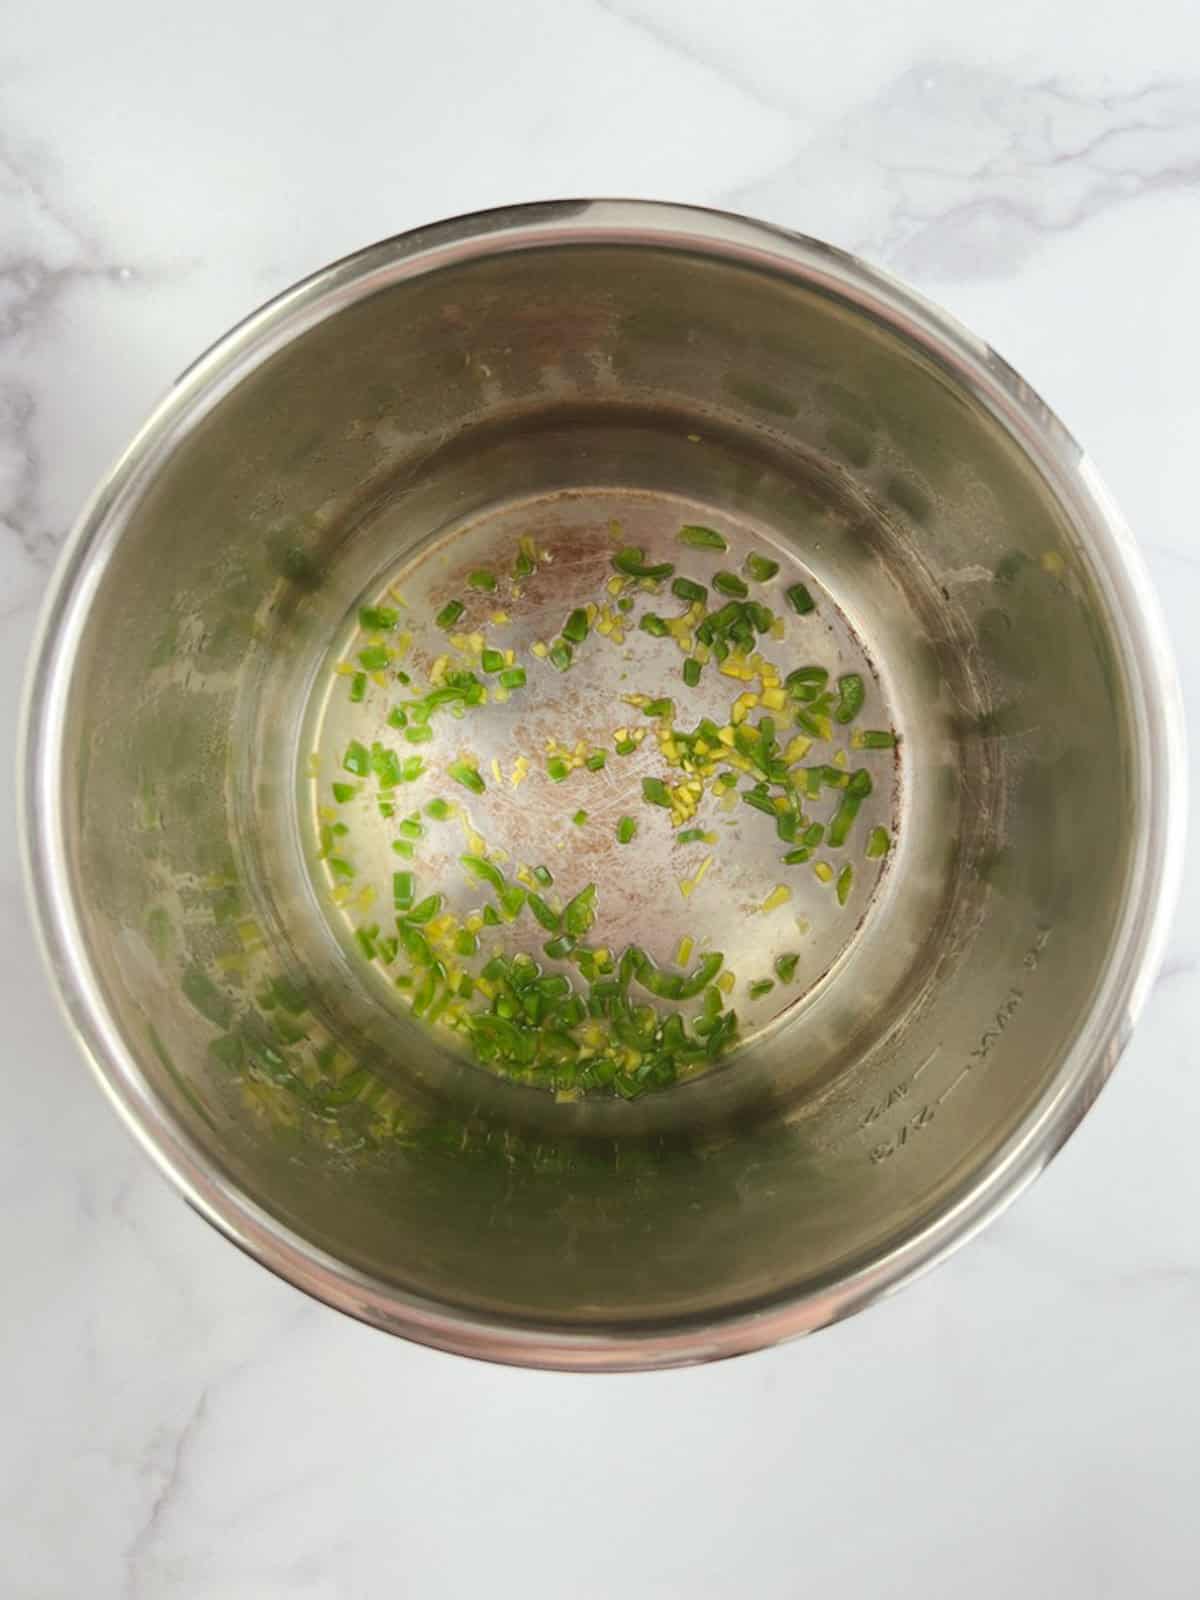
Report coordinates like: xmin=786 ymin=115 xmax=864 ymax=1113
xmin=867 ymin=927 xmax=1051 ymax=1165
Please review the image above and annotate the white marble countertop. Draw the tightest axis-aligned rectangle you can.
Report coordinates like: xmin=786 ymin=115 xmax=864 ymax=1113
xmin=4 ymin=3 xmax=1199 ymax=1594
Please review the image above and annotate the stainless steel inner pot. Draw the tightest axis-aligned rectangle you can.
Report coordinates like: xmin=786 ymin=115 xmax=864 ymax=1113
xmin=22 ymin=201 xmax=1184 ymax=1370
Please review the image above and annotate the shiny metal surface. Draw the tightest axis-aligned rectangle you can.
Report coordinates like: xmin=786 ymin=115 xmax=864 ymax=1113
xmin=21 ymin=201 xmax=1185 ymax=1370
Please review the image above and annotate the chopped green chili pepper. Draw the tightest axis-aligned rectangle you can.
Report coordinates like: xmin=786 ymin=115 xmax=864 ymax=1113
xmin=679 ymin=952 xmax=724 ymax=998
xmin=398 ymin=815 xmax=424 ymax=840
xmin=746 ymin=552 xmax=779 ymax=582
xmin=435 ymin=599 xmax=465 ymax=629
xmin=866 ymin=826 xmax=890 ymax=859
xmin=343 ymin=740 xmax=369 ymax=776
xmin=748 ymin=978 xmax=775 ymax=1000
xmin=572 ymin=809 xmax=588 ymax=826
xmin=327 ymin=856 xmax=354 ymax=880
xmin=828 ymin=791 xmax=864 ymax=848
xmin=498 ymin=665 xmax=526 ymax=689
xmin=547 ymin=757 xmax=569 ymax=783
xmin=639 ymin=613 xmax=669 ymax=638
xmin=468 ymin=569 xmax=497 ymax=591
xmin=481 ymin=904 xmax=501 ymax=927
xmin=616 ymin=815 xmax=637 ymax=844
xmin=481 ymin=647 xmax=505 ymax=673
xmin=391 ymin=839 xmax=414 ymax=859
xmin=682 ymin=658 xmax=701 ymax=687
xmin=676 ymin=827 xmax=707 ymax=844
xmin=803 ymin=822 xmax=825 ymax=846
xmin=359 ymin=605 xmax=397 ymax=632
xmin=835 ymin=673 xmax=865 ymax=724
xmin=499 ymin=883 xmax=527 ymax=920
xmin=543 ymin=934 xmax=575 ymax=960
xmin=615 ymin=738 xmax=637 ymax=755
xmin=848 ymin=768 xmax=873 ymax=797
xmin=678 ymin=525 xmax=727 ymax=550
xmin=836 ymin=865 xmax=853 ymax=905
xmin=404 ymin=724 xmax=433 ymax=744
xmin=786 ymin=583 xmax=815 ymax=615
xmin=782 ymin=847 xmax=812 ymax=864
xmin=455 ymin=929 xmax=479 ymax=957
xmin=671 ymin=576 xmax=707 ymax=605
xmin=355 ymin=925 xmax=379 ymax=960
xmin=369 ymin=745 xmax=402 ymax=787
xmin=774 ymin=952 xmax=799 ymax=983
xmin=449 ymin=761 xmax=485 ymax=794
xmin=425 ymin=798 xmax=453 ymax=821
xmin=405 ymin=893 xmax=443 ymax=925
xmin=713 ymin=570 xmax=748 ymax=598
xmin=527 ymin=894 xmax=561 ymax=932
xmin=392 ymin=871 xmax=415 ymax=910
xmin=641 ymin=776 xmax=671 ymax=808
xmin=790 ymin=665 xmax=825 ymax=697
xmin=513 ymin=544 xmax=536 ymax=579
xmin=855 ymin=729 xmax=896 ymax=749
xmin=331 ymin=781 xmax=357 ymax=804
xmin=533 ymin=864 xmax=554 ymax=887
xmin=460 ymin=853 xmax=504 ymax=891
xmin=399 ymin=923 xmax=433 ymax=965
xmin=400 ymin=756 xmax=425 ymax=783
xmin=548 ymin=640 xmax=573 ymax=671
xmin=358 ymin=644 xmax=390 ymax=670
xmin=612 ymin=546 xmax=675 ymax=581
xmin=564 ymin=884 xmax=598 ymax=937
xmin=349 ymin=671 xmax=367 ymax=702
xmin=643 ymin=697 xmax=674 ymax=719
xmin=562 ymin=608 xmax=589 ymax=643
xmin=585 ymin=749 xmax=606 ymax=772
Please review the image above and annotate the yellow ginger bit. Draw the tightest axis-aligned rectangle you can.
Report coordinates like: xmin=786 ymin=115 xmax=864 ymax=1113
xmin=833 ymin=749 xmax=848 ymax=769
xmin=503 ymin=648 xmax=515 ymax=666
xmin=475 ymin=977 xmax=496 ymax=999
xmin=387 ymin=586 xmax=409 ymax=607
xmin=448 ymin=632 xmax=471 ymax=653
xmin=785 ymin=735 xmax=812 ymax=763
xmin=511 ymin=756 xmax=530 ymax=787
xmin=718 ymin=725 xmax=736 ymax=747
xmin=491 ymin=758 xmax=503 ymax=785
xmin=679 ymin=854 xmax=714 ymax=898
xmin=731 ymin=692 xmax=759 ymax=725
xmin=394 ymin=631 xmax=412 ymax=659
xmin=317 ymin=804 xmax=338 ymax=823
xmin=607 ymin=575 xmax=626 ymax=596
xmin=465 ymin=913 xmax=484 ymax=934
xmin=354 ymin=885 xmax=376 ymax=913
xmin=333 ymin=661 xmax=357 ymax=677
xmin=761 ymin=884 xmax=792 ymax=913
xmin=813 ymin=861 xmax=834 ymax=884
xmin=430 ymin=655 xmax=450 ymax=686
xmin=489 ymin=610 xmax=510 ymax=625
xmin=676 ymin=935 xmax=694 ymax=966
xmin=769 ymin=618 xmax=786 ymax=640
xmin=760 ymin=687 xmax=786 ymax=711
xmin=530 ymin=641 xmax=549 ymax=658
xmin=717 ymin=971 xmax=735 ymax=995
